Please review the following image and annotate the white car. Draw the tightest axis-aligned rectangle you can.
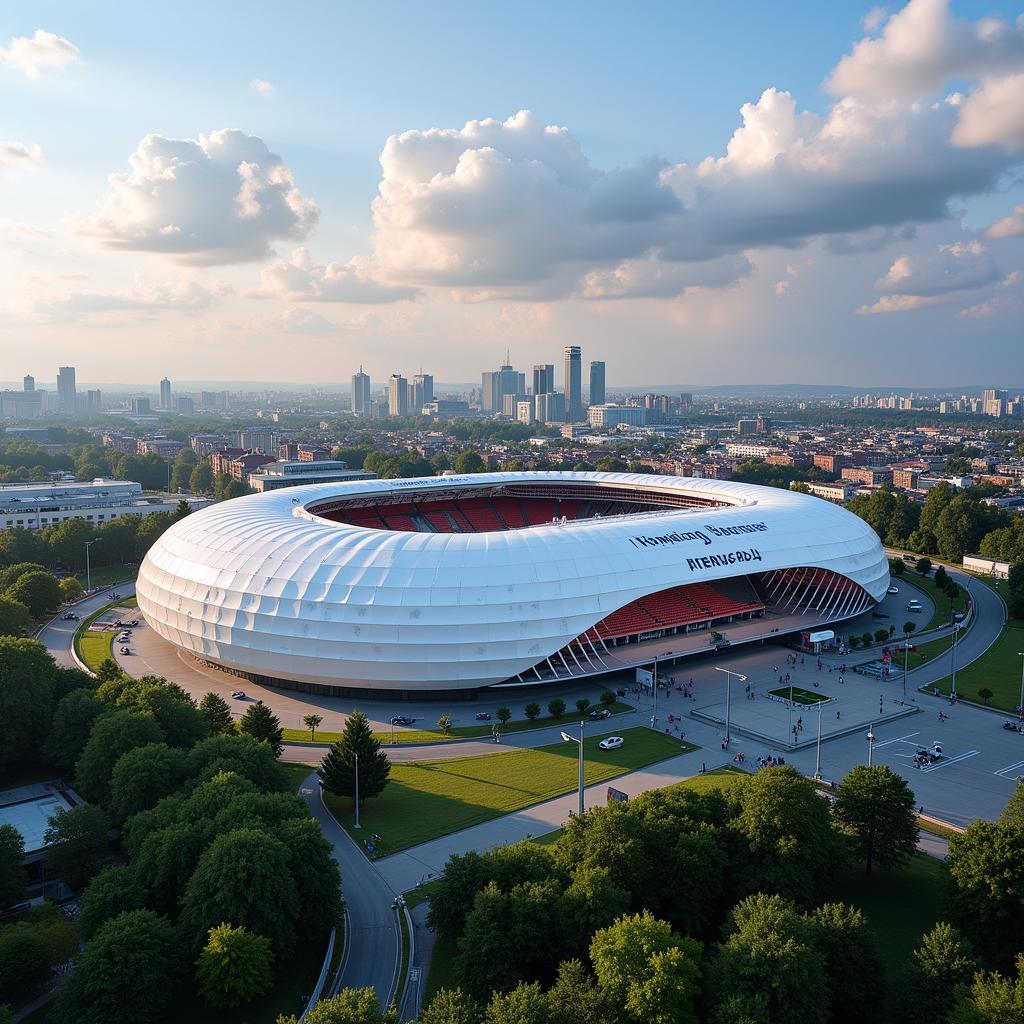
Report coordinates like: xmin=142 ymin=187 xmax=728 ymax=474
xmin=231 ymin=690 xmax=247 ymax=700
xmin=887 ymin=585 xmax=899 ymax=594
xmin=598 ymin=736 xmax=624 ymax=751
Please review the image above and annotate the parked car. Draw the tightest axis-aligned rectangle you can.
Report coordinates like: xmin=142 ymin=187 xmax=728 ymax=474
xmin=588 ymin=707 xmax=610 ymax=720
xmin=887 ymin=585 xmax=899 ymax=595
xmin=598 ymin=736 xmax=624 ymax=751
xmin=231 ymin=690 xmax=246 ymax=700
xmin=119 ymin=647 xmax=131 ymax=655
xmin=907 ymin=600 xmax=922 ymax=612
xmin=62 ymin=612 xmax=79 ymax=621
xmin=390 ymin=715 xmax=415 ymax=726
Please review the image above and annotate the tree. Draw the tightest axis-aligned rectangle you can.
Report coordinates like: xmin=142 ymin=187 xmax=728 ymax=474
xmin=979 ymin=687 xmax=995 ymax=705
xmin=948 ymin=822 xmax=1024 ymax=963
xmin=0 ymin=562 xmax=48 ymax=592
xmin=951 ymin=953 xmax=1024 ymax=1023
xmin=548 ymin=699 xmax=566 ymax=718
xmin=861 ymin=631 xmax=873 ymax=647
xmin=0 ymin=923 xmax=51 ymax=1004
xmin=454 ymin=450 xmax=487 ymax=474
xmin=546 ymin=959 xmax=611 ymax=1024
xmin=44 ymin=803 xmax=110 ymax=888
xmin=198 ymin=692 xmax=235 ymax=735
xmin=0 ymin=824 xmax=27 ymax=910
xmin=0 ymin=595 xmax=29 ymax=637
xmin=77 ymin=865 xmax=146 ymax=941
xmin=277 ymin=987 xmax=398 ymax=1024
xmin=890 ymin=557 xmax=906 ymax=577
xmin=184 ymin=733 xmax=290 ymax=793
xmin=59 ymin=576 xmax=84 ymax=603
xmin=903 ymin=621 xmax=917 ymax=638
xmin=420 ymin=988 xmax=484 ymax=1024
xmin=239 ymin=700 xmax=284 ymax=756
xmin=483 ymin=983 xmax=551 ymax=1024
xmin=590 ymin=912 xmax=702 ymax=1024
xmin=575 ymin=698 xmax=590 ymax=715
xmin=189 ymin=460 xmax=214 ymax=494
xmin=5 ymin=570 xmax=63 ymax=617
xmin=195 ymin=922 xmax=274 ymax=1009
xmin=75 ymin=710 xmax=164 ymax=804
xmin=95 ymin=656 xmax=123 ymax=683
xmin=181 ymin=828 xmax=299 ymax=954
xmin=318 ymin=710 xmax=391 ymax=806
xmin=893 ymin=922 xmax=979 ymax=1023
xmin=0 ymin=638 xmax=57 ymax=773
xmin=304 ymin=713 xmax=324 ymax=741
xmin=51 ymin=909 xmax=184 ymax=1024
xmin=438 ymin=713 xmax=453 ymax=736
xmin=113 ymin=678 xmax=209 ymax=749
xmin=873 ymin=628 xmax=889 ymax=644
xmin=708 ymin=893 xmax=827 ymax=1024
xmin=600 ymin=690 xmax=616 ymax=708
xmin=524 ymin=703 xmax=541 ymax=721
xmin=43 ymin=688 xmax=105 ymax=771
xmin=935 ymin=565 xmax=949 ymax=587
xmin=496 ymin=706 xmax=511 ymax=727
xmin=109 ymin=742 xmax=188 ymax=823
xmin=1001 ymin=781 xmax=1024 ymax=828
xmin=834 ymin=764 xmax=918 ymax=875
xmin=280 ymin=817 xmax=343 ymax=933
xmin=916 ymin=557 xmax=933 ymax=576
xmin=560 ymin=866 xmax=631 ymax=956
xmin=806 ymin=902 xmax=886 ymax=1024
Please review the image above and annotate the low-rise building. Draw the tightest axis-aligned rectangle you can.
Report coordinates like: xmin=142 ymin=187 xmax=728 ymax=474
xmin=248 ymin=461 xmax=377 ymax=492
xmin=963 ymin=554 xmax=1012 ymax=579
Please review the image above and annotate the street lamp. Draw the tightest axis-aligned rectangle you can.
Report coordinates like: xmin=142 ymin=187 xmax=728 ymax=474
xmin=867 ymin=725 xmax=875 ymax=767
xmin=714 ymin=667 xmax=747 ymax=749
xmin=1017 ymin=652 xmax=1024 ymax=721
xmin=814 ymin=700 xmax=823 ymax=781
xmin=560 ymin=720 xmax=586 ymax=816
xmin=353 ymin=751 xmax=361 ymax=830
xmin=84 ymin=540 xmax=95 ymax=593
xmin=950 ymin=622 xmax=963 ymax=702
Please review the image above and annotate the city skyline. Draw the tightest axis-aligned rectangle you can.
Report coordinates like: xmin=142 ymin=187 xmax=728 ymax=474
xmin=2 ymin=0 xmax=1023 ymax=386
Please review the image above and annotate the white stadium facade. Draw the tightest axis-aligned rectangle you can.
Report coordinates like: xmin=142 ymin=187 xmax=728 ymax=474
xmin=137 ymin=472 xmax=889 ymax=698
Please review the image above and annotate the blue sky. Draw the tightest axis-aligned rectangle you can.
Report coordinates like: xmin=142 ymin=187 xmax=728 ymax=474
xmin=2 ymin=0 xmax=1023 ymax=386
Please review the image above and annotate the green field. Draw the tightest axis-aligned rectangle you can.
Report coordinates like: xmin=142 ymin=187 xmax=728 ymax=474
xmin=926 ymin=622 xmax=1024 ymax=711
xmin=74 ymin=597 xmax=137 ymax=673
xmin=75 ymin=563 xmax=138 ymax=589
xmin=768 ymin=685 xmax=829 ymax=705
xmin=323 ymin=728 xmax=694 ymax=854
xmin=897 ymin=572 xmax=969 ymax=631
xmin=282 ymin=700 xmax=636 ymax=747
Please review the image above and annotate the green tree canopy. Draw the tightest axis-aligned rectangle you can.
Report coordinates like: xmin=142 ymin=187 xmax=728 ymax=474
xmin=318 ymin=709 xmax=391 ymax=806
xmin=0 ymin=595 xmax=30 ymax=637
xmin=239 ymin=700 xmax=284 ymax=756
xmin=0 ymin=823 xmax=27 ymax=910
xmin=75 ymin=709 xmax=164 ymax=804
xmin=198 ymin=692 xmax=236 ymax=735
xmin=0 ymin=637 xmax=56 ymax=774
xmin=195 ymin=922 xmax=274 ymax=1009
xmin=5 ymin=569 xmax=63 ymax=617
xmin=77 ymin=864 xmax=147 ymax=941
xmin=277 ymin=987 xmax=398 ymax=1024
xmin=893 ymin=922 xmax=979 ymax=1023
xmin=109 ymin=742 xmax=188 ymax=823
xmin=43 ymin=803 xmax=111 ymax=888
xmin=834 ymin=764 xmax=919 ymax=875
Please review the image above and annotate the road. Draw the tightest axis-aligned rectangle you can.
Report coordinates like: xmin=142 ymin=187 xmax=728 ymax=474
xmin=36 ymin=582 xmax=138 ymax=671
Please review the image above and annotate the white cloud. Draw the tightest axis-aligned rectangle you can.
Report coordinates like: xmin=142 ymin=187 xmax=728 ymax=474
xmin=246 ymin=247 xmax=418 ymax=303
xmin=269 ymin=306 xmax=336 ymax=333
xmin=30 ymin=275 xmax=231 ymax=320
xmin=580 ymin=254 xmax=751 ymax=299
xmin=863 ymin=7 xmax=888 ymax=33
xmin=774 ymin=280 xmax=791 ymax=298
xmin=858 ymin=293 xmax=943 ymax=314
xmin=0 ymin=141 xmax=43 ymax=167
xmin=986 ymin=203 xmax=1024 ymax=239
xmin=0 ymin=29 xmax=80 ymax=79
xmin=77 ymin=129 xmax=318 ymax=264
xmin=951 ymin=72 xmax=1024 ymax=153
xmin=249 ymin=79 xmax=274 ymax=95
xmin=826 ymin=0 xmax=1024 ymax=100
xmin=875 ymin=240 xmax=1000 ymax=296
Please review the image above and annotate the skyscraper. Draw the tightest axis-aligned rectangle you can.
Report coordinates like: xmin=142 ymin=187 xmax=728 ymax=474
xmin=87 ymin=389 xmax=103 ymax=414
xmin=481 ymin=361 xmax=523 ymax=413
xmin=388 ymin=374 xmax=409 ymax=416
xmin=589 ymin=361 xmax=605 ymax=407
xmin=564 ymin=346 xmax=582 ymax=422
xmin=23 ymin=374 xmax=34 ymax=392
xmin=351 ymin=367 xmax=371 ymax=416
xmin=57 ymin=366 xmax=76 ymax=413
xmin=532 ymin=364 xmax=554 ymax=396
xmin=160 ymin=377 xmax=172 ymax=409
xmin=412 ymin=373 xmax=434 ymax=411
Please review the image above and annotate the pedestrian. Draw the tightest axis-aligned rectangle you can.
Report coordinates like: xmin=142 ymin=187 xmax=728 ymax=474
xmin=700 ymin=761 xmax=706 ymax=773
xmin=836 ymin=710 xmax=841 ymax=719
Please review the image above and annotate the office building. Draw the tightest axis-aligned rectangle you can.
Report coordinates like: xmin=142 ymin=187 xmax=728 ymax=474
xmin=130 ymin=397 xmax=152 ymax=416
xmin=86 ymin=390 xmax=103 ymax=415
xmin=248 ymin=461 xmax=377 ymax=493
xmin=564 ymin=346 xmax=582 ymax=422
xmin=388 ymin=374 xmax=408 ymax=416
xmin=532 ymin=364 xmax=554 ymax=396
xmin=175 ymin=396 xmax=194 ymax=415
xmin=589 ymin=361 xmax=605 ymax=406
xmin=410 ymin=373 xmax=433 ymax=413
xmin=0 ymin=390 xmax=43 ymax=419
xmin=351 ymin=367 xmax=371 ymax=416
xmin=159 ymin=377 xmax=172 ymax=409
xmin=57 ymin=367 xmax=76 ymax=414
xmin=736 ymin=419 xmax=758 ymax=436
xmin=481 ymin=362 xmax=524 ymax=413
xmin=982 ymin=388 xmax=1009 ymax=417
xmin=23 ymin=375 xmax=34 ymax=392
xmin=535 ymin=391 xmax=566 ymax=424
xmin=587 ymin=404 xmax=645 ymax=428
xmin=517 ymin=401 xmax=535 ymax=424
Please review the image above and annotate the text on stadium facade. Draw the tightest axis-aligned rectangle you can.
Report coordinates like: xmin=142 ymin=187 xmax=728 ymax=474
xmin=628 ymin=520 xmax=768 ymax=550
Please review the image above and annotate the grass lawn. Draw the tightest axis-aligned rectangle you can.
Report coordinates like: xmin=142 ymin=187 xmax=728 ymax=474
xmin=75 ymin=563 xmax=137 ymax=588
xmin=74 ymin=596 xmax=137 ymax=673
xmin=925 ymin=622 xmax=1024 ymax=711
xmin=324 ymin=727 xmax=694 ymax=854
xmin=282 ymin=700 xmax=636 ymax=747
xmin=280 ymin=762 xmax=317 ymax=789
xmin=833 ymin=853 xmax=947 ymax=982
xmin=768 ymin=685 xmax=829 ymax=705
xmin=896 ymin=573 xmax=968 ymax=631
xmin=422 ymin=935 xmax=459 ymax=1006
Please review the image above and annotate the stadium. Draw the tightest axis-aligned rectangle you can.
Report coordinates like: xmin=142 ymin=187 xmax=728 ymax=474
xmin=136 ymin=472 xmax=889 ymax=698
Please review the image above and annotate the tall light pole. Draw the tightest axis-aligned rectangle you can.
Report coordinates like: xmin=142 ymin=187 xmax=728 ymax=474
xmin=1017 ymin=652 xmax=1024 ymax=720
xmin=814 ymin=699 xmax=823 ymax=780
xmin=950 ymin=623 xmax=962 ymax=701
xmin=84 ymin=540 xmax=95 ymax=593
xmin=560 ymin=720 xmax=586 ymax=816
xmin=867 ymin=725 xmax=875 ymax=767
xmin=714 ymin=667 xmax=747 ymax=748
xmin=353 ymin=751 xmax=361 ymax=830
xmin=652 ymin=655 xmax=658 ymax=726
xmin=902 ymin=640 xmax=911 ymax=698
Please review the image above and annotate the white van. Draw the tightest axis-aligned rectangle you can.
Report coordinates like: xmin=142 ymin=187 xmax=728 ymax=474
xmin=907 ymin=600 xmax=922 ymax=612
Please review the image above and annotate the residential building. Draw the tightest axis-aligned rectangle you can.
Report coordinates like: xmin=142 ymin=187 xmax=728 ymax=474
xmin=805 ymin=482 xmax=855 ymax=503
xmin=564 ymin=345 xmax=583 ymax=421
xmin=23 ymin=375 xmax=34 ymax=392
xmin=130 ymin=397 xmax=152 ymax=416
xmin=891 ymin=468 xmax=920 ymax=489
xmin=175 ymin=395 xmax=194 ymax=415
xmin=388 ymin=374 xmax=408 ymax=416
xmin=841 ymin=466 xmax=893 ymax=486
xmin=412 ymin=373 xmax=434 ymax=411
xmin=535 ymin=391 xmax=566 ymax=424
xmin=159 ymin=377 xmax=172 ymax=409
xmin=232 ymin=429 xmax=277 ymax=452
xmin=736 ymin=419 xmax=758 ymax=435
xmin=589 ymin=361 xmax=606 ymax=406
xmin=297 ymin=446 xmax=332 ymax=462
xmin=56 ymin=366 xmax=76 ymax=413
xmin=351 ymin=367 xmax=371 ymax=416
xmin=86 ymin=390 xmax=103 ymax=415
xmin=0 ymin=390 xmax=43 ymax=419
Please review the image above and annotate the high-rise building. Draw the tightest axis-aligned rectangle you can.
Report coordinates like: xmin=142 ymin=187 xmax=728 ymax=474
xmin=175 ymin=396 xmax=194 ymax=415
xmin=412 ymin=373 xmax=433 ymax=412
xmin=160 ymin=377 xmax=172 ymax=409
xmin=589 ymin=361 xmax=605 ymax=406
xmin=535 ymin=391 xmax=566 ymax=424
xmin=564 ymin=346 xmax=582 ymax=422
xmin=57 ymin=366 xmax=76 ymax=413
xmin=130 ymin=397 xmax=152 ymax=416
xmin=388 ymin=374 xmax=408 ymax=416
xmin=532 ymin=364 xmax=554 ymax=396
xmin=232 ymin=429 xmax=277 ymax=452
xmin=481 ymin=361 xmax=523 ymax=413
xmin=23 ymin=374 xmax=34 ymax=392
xmin=86 ymin=390 xmax=103 ymax=415
xmin=351 ymin=367 xmax=371 ymax=416
xmin=983 ymin=388 xmax=1009 ymax=417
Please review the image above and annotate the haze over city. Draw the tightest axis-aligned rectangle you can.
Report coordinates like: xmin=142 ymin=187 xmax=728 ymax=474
xmin=3 ymin=0 xmax=1024 ymax=386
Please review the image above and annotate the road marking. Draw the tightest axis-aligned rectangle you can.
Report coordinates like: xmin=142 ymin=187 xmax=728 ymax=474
xmin=994 ymin=760 xmax=1024 ymax=781
xmin=874 ymin=731 xmax=920 ymax=748
xmin=919 ymin=750 xmax=979 ymax=773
